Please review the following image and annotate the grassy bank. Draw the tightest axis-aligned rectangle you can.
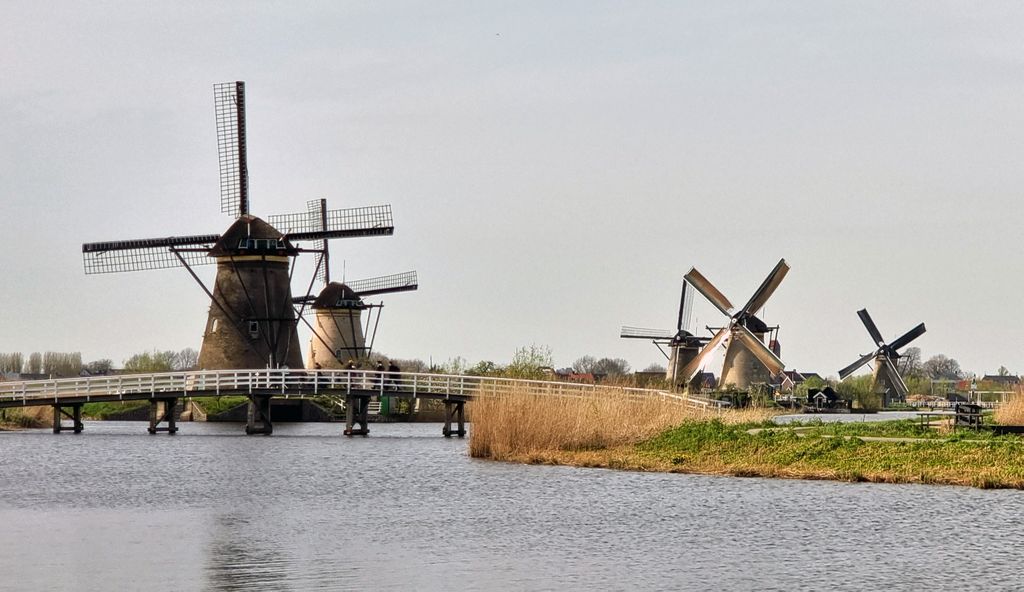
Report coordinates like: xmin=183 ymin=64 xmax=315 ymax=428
xmin=0 ymin=406 xmax=49 ymax=430
xmin=469 ymin=391 xmax=1024 ymax=490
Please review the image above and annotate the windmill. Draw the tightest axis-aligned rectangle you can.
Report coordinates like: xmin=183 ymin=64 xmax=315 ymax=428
xmin=82 ymin=81 xmax=395 ymax=371
xmin=837 ymin=309 xmax=926 ymax=407
xmin=278 ymin=199 xmax=419 ymax=368
xmin=675 ymin=259 xmax=790 ymax=391
xmin=621 ymin=280 xmax=709 ymax=390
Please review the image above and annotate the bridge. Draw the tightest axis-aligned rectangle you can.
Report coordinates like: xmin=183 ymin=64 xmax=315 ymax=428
xmin=0 ymin=369 xmax=692 ymax=437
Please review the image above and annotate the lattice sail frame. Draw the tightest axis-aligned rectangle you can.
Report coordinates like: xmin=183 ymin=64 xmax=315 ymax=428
xmin=347 ymin=271 xmax=418 ymax=297
xmin=268 ymin=204 xmax=394 ymax=241
xmin=214 ymin=81 xmax=248 ymax=218
xmin=82 ymin=235 xmax=219 ymax=274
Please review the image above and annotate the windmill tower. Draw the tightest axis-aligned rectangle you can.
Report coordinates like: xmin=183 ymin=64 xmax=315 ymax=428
xmin=676 ymin=259 xmax=790 ymax=391
xmin=302 ymin=272 xmax=419 ymax=368
xmin=82 ymin=81 xmax=395 ymax=372
xmin=621 ymin=280 xmax=709 ymax=390
xmin=838 ymin=309 xmax=926 ymax=407
xmin=273 ymin=199 xmax=419 ymax=369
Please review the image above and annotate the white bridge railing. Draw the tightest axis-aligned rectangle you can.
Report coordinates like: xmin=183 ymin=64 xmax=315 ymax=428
xmin=0 ymin=369 xmax=699 ymax=408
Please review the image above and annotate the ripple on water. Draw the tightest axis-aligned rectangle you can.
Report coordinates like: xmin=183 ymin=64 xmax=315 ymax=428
xmin=0 ymin=421 xmax=1022 ymax=591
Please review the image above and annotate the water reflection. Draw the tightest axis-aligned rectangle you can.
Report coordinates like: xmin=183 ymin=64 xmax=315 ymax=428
xmin=0 ymin=421 xmax=1022 ymax=591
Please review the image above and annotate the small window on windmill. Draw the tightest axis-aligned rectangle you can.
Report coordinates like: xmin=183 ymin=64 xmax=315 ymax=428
xmin=248 ymin=321 xmax=259 ymax=339
xmin=211 ymin=319 xmax=219 ymax=334
xmin=335 ymin=349 xmax=344 ymax=358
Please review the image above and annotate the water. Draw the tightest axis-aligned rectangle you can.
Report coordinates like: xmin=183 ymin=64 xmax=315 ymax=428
xmin=774 ymin=411 xmax=924 ymax=424
xmin=2 ymin=421 xmax=1023 ymax=591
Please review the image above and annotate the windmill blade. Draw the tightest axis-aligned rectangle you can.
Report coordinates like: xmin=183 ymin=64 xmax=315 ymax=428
xmin=740 ymin=258 xmax=789 ymax=316
xmin=683 ymin=268 xmax=734 ymax=317
xmin=676 ymin=281 xmax=687 ymax=331
xmin=857 ymin=309 xmax=885 ymax=347
xmin=214 ymin=81 xmax=249 ymax=218
xmin=888 ymin=322 xmax=926 ymax=353
xmin=838 ymin=351 xmax=876 ymax=380
xmin=347 ymin=271 xmax=418 ymax=297
xmin=311 ymin=200 xmax=329 ymax=286
xmin=734 ymin=324 xmax=785 ymax=376
xmin=678 ymin=327 xmax=730 ymax=383
xmin=270 ymin=204 xmax=394 ymax=241
xmin=82 ymin=234 xmax=220 ymax=274
xmin=620 ymin=326 xmax=675 ymax=340
xmin=883 ymin=356 xmax=909 ymax=399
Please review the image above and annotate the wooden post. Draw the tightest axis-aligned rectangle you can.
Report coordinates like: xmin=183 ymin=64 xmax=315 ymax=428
xmin=53 ymin=404 xmax=84 ymax=434
xmin=344 ymin=394 xmax=369 ymax=436
xmin=442 ymin=400 xmax=466 ymax=438
xmin=245 ymin=396 xmax=273 ymax=435
xmin=148 ymin=398 xmax=179 ymax=434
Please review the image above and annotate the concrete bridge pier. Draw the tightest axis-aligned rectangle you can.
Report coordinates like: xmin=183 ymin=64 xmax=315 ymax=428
xmin=147 ymin=398 xmax=179 ymax=435
xmin=442 ymin=400 xmax=466 ymax=438
xmin=52 ymin=403 xmax=84 ymax=434
xmin=344 ymin=394 xmax=369 ymax=436
xmin=245 ymin=396 xmax=273 ymax=435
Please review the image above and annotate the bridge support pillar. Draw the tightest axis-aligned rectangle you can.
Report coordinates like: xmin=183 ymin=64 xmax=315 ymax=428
xmin=344 ymin=395 xmax=369 ymax=436
xmin=442 ymin=400 xmax=466 ymax=438
xmin=147 ymin=398 xmax=179 ymax=435
xmin=52 ymin=403 xmax=84 ymax=434
xmin=245 ymin=396 xmax=273 ymax=435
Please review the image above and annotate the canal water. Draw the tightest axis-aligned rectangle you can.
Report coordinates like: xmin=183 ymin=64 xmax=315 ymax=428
xmin=1 ymin=421 xmax=1023 ymax=591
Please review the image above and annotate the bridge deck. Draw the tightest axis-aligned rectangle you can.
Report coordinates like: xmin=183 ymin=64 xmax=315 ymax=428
xmin=0 ymin=369 xmax=688 ymax=409
xmin=0 ymin=370 xmax=479 ymax=409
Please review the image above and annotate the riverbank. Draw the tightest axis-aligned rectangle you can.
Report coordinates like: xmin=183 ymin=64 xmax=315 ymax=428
xmin=484 ymin=419 xmax=1024 ymax=489
xmin=468 ymin=390 xmax=1024 ymax=490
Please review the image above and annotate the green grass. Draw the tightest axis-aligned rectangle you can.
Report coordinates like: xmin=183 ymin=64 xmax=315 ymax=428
xmin=631 ymin=419 xmax=1024 ymax=488
xmin=82 ymin=401 xmax=149 ymax=419
xmin=191 ymin=396 xmax=248 ymax=416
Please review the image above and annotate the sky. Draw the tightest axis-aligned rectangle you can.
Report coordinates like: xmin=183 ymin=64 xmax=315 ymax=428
xmin=2 ymin=1 xmax=1023 ymax=377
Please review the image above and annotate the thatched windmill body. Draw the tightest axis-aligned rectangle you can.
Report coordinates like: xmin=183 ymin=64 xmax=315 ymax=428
xmin=676 ymin=259 xmax=790 ymax=390
xmin=621 ymin=280 xmax=709 ymax=389
xmin=82 ymin=82 xmax=395 ymax=371
xmin=838 ymin=309 xmax=926 ymax=406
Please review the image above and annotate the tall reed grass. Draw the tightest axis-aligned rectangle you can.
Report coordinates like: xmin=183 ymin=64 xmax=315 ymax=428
xmin=468 ymin=387 xmax=774 ymax=460
xmin=994 ymin=388 xmax=1024 ymax=425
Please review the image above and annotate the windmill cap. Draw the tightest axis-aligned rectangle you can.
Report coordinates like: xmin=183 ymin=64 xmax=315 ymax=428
xmin=312 ymin=282 xmax=365 ymax=309
xmin=209 ymin=215 xmax=297 ymax=257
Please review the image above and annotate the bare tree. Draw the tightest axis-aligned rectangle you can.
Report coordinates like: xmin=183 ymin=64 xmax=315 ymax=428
xmin=642 ymin=363 xmax=667 ymax=373
xmin=0 ymin=352 xmax=24 ymax=374
xmin=922 ymin=354 xmax=962 ymax=380
xmin=84 ymin=359 xmax=113 ymax=375
xmin=572 ymin=355 xmax=598 ymax=374
xmin=896 ymin=347 xmax=923 ymax=379
xmin=26 ymin=352 xmax=42 ymax=374
xmin=175 ymin=348 xmax=199 ymax=370
xmin=592 ymin=358 xmax=631 ymax=376
xmin=43 ymin=352 xmax=82 ymax=377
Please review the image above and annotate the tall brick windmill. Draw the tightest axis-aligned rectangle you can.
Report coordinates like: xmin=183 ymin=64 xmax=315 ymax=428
xmin=82 ymin=82 xmax=395 ymax=373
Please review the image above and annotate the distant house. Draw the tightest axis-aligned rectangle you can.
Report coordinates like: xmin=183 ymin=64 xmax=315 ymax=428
xmin=550 ymin=368 xmax=600 ymax=384
xmin=776 ymin=370 xmax=823 ymax=393
xmin=982 ymin=374 xmax=1021 ymax=387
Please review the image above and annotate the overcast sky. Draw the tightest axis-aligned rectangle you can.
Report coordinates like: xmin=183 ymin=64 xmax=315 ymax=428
xmin=2 ymin=2 xmax=1023 ymax=376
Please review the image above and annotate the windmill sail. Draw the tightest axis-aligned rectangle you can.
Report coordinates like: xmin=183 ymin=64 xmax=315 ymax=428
xmin=82 ymin=234 xmax=220 ymax=274
xmin=620 ymin=326 xmax=675 ymax=340
xmin=214 ymin=81 xmax=249 ymax=218
xmin=347 ymin=271 xmax=418 ymax=297
xmin=268 ymin=204 xmax=394 ymax=241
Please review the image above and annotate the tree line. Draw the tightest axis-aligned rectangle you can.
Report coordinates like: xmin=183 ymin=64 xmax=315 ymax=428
xmin=0 ymin=348 xmax=199 ymax=377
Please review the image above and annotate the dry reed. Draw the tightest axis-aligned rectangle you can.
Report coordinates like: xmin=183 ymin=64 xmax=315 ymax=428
xmin=468 ymin=387 xmax=774 ymax=460
xmin=994 ymin=388 xmax=1024 ymax=425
